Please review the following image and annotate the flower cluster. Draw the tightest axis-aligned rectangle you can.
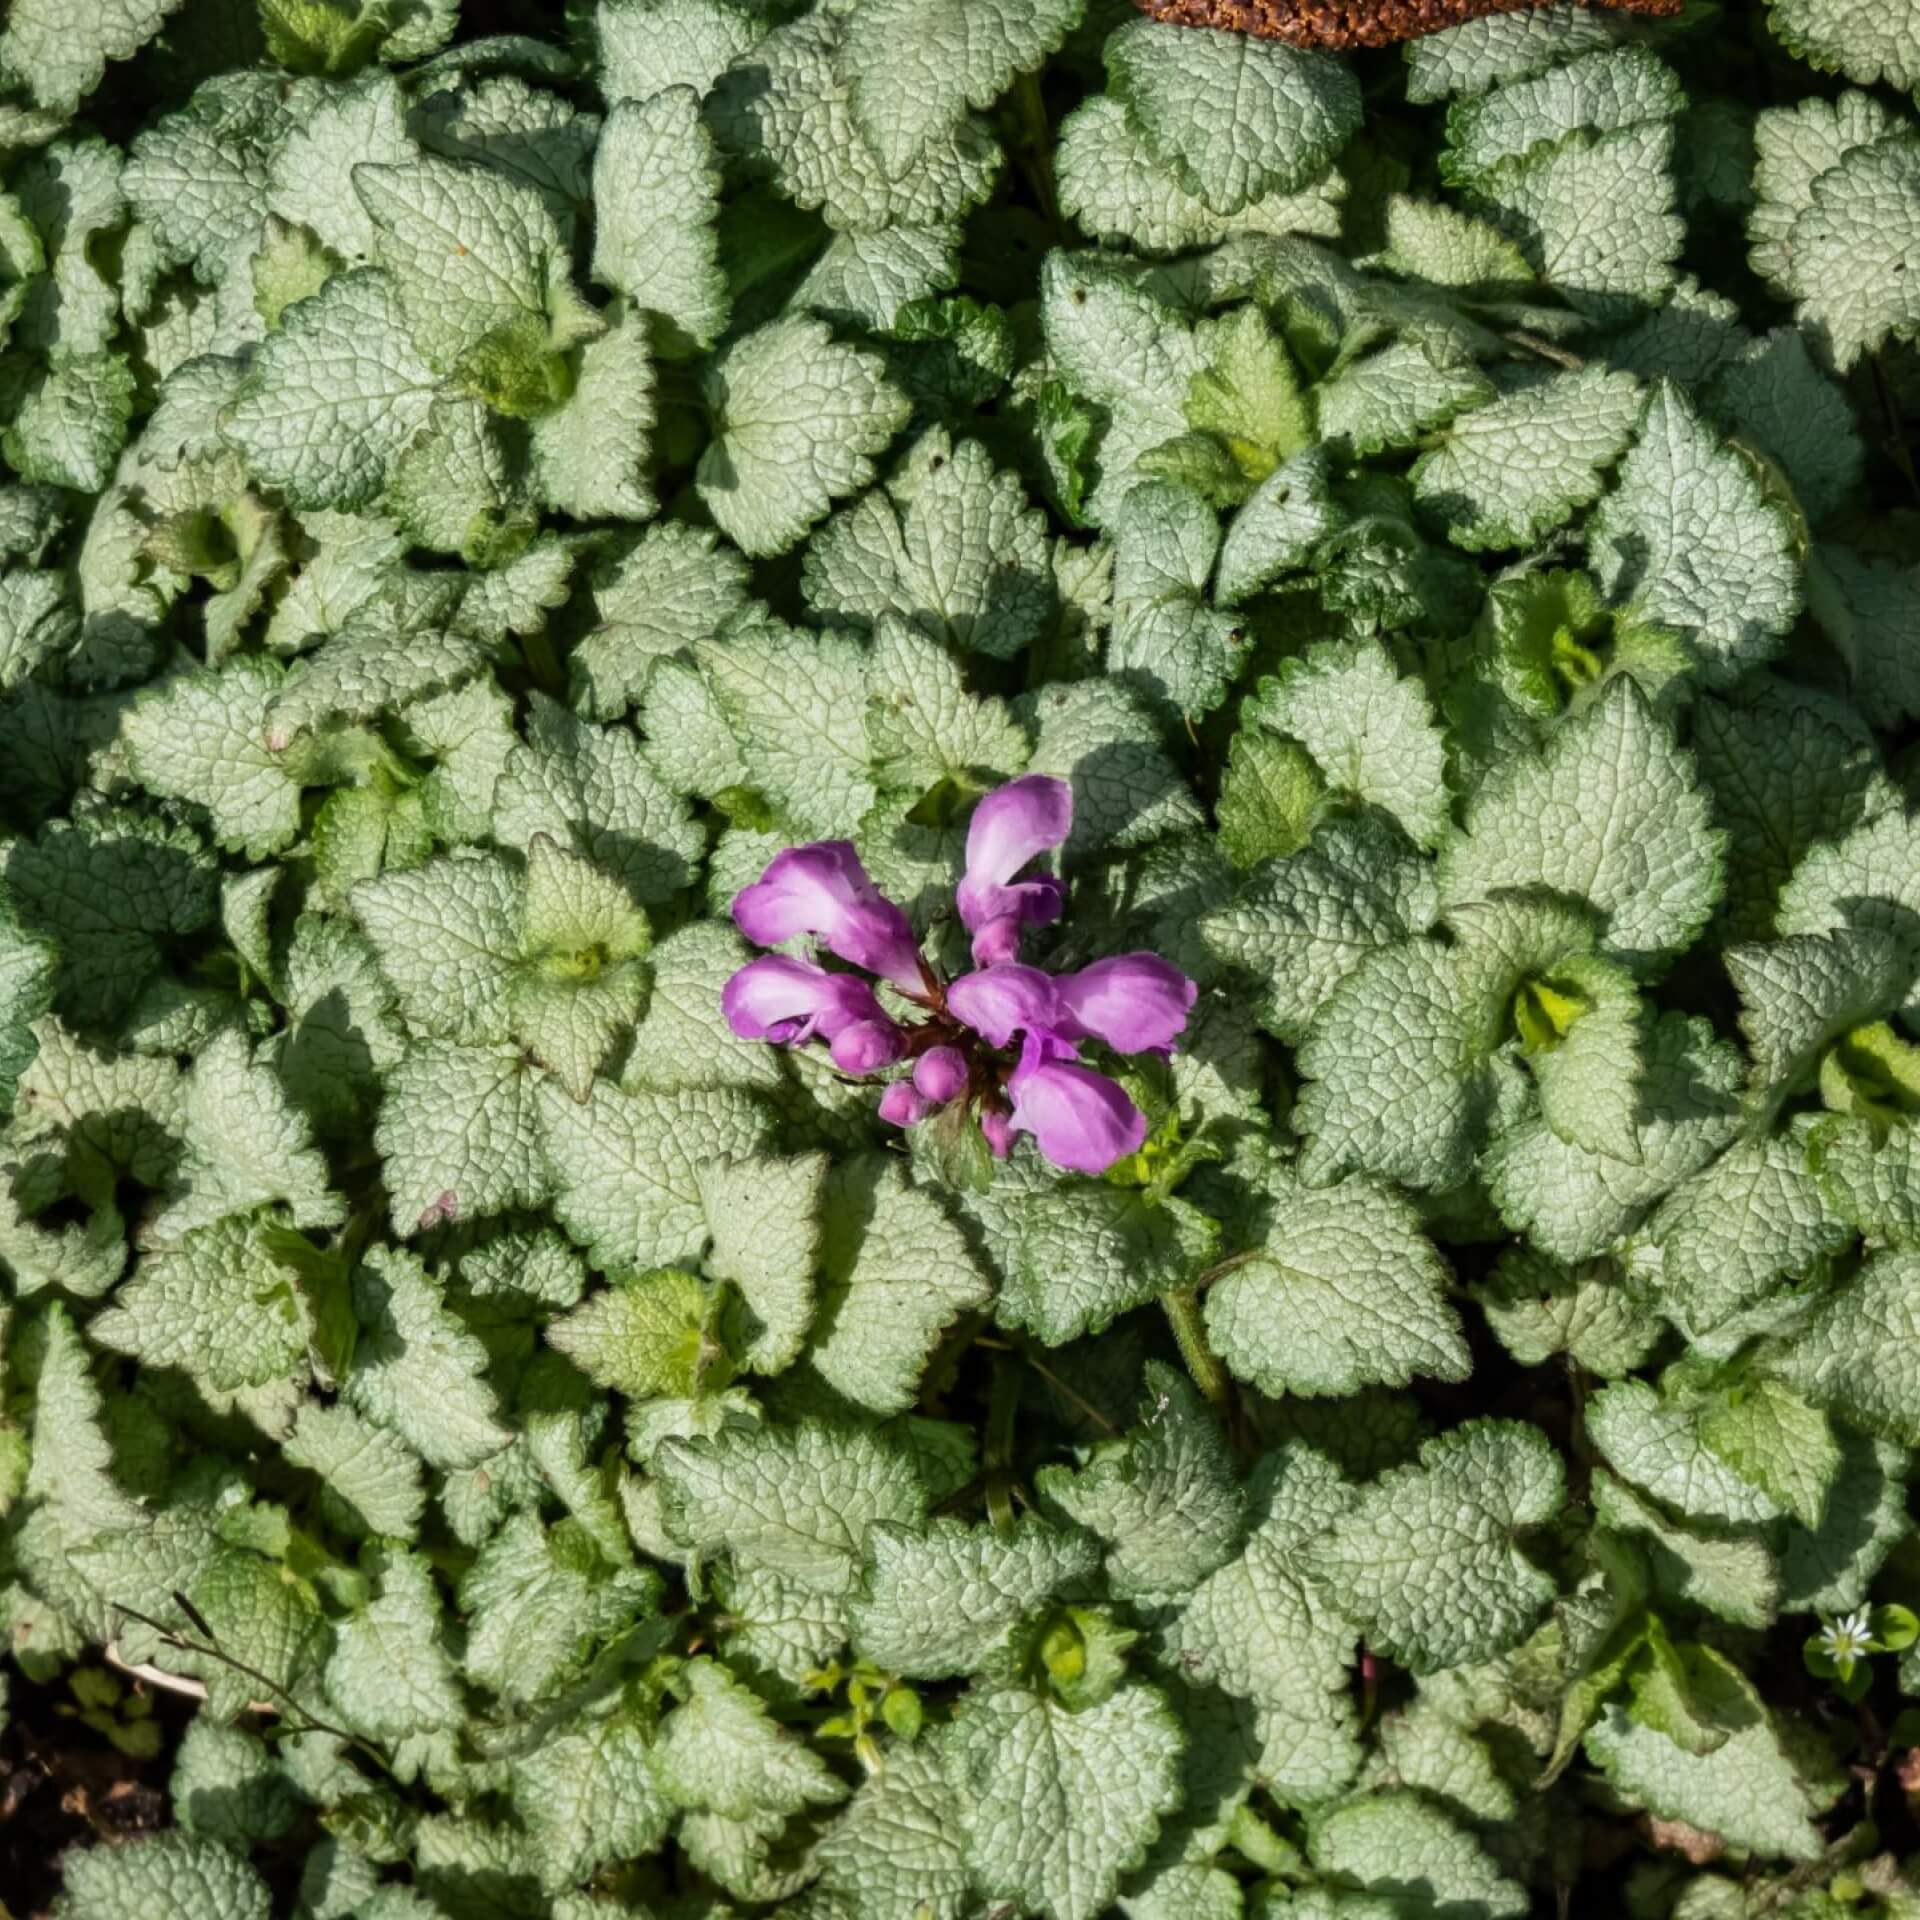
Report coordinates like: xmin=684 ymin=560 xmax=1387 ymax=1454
xmin=721 ymin=777 xmax=1198 ymax=1175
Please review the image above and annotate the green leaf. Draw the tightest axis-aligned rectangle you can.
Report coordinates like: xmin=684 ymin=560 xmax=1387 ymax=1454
xmin=1412 ymin=364 xmax=1641 ymax=553
xmin=804 ymin=428 xmax=1055 ymax=662
xmin=688 ymin=1152 xmax=821 ymax=1381
xmin=55 ymin=1831 xmax=269 ymax=1920
xmin=1304 ymin=1419 xmax=1564 ymax=1675
xmin=959 ymin=1150 xmax=1218 ymax=1345
xmin=1160 ymin=1443 xmax=1359 ymax=1805
xmin=1404 ymin=6 xmax=1627 ymax=104
xmin=3 ymin=350 xmax=136 ymax=493
xmin=948 ymin=1678 xmax=1184 ymax=1920
xmin=143 ymin=1026 xmax=344 ymax=1242
xmin=590 ymin=88 xmax=727 ymax=348
xmin=0 ymin=892 xmax=56 ymax=1124
xmin=1766 ymin=0 xmax=1920 ymax=97
xmin=1206 ymin=1169 xmax=1468 ymax=1400
xmin=1692 ymin=682 xmax=1887 ymax=944
xmin=542 ymin=1077 xmax=770 ymax=1273
xmin=1104 ymin=17 xmax=1360 ymax=214
xmin=527 ymin=309 xmax=658 ymax=524
xmin=222 ymin=270 xmax=440 ymax=510
xmin=1036 ymin=1363 xmax=1243 ymax=1604
xmin=1107 ymin=480 xmax=1240 ymax=719
xmin=1748 ymin=90 xmax=1900 ymax=296
xmin=356 ymin=153 xmax=581 ymax=377
xmin=573 ymin=522 xmax=753 ymax=723
xmin=811 ymin=1155 xmax=991 ymax=1416
xmin=1313 ymin=339 xmax=1495 ymax=459
xmin=0 ymin=0 xmax=186 ymax=113
xmin=697 ymin=315 xmax=910 ymax=558
xmin=708 ymin=11 xmax=1001 ymax=238
xmin=1781 ymin=132 xmax=1920 ymax=372
xmin=1216 ymin=448 xmax=1341 ymax=607
xmin=1587 ymin=382 xmax=1802 ymax=686
xmin=325 ymin=1546 xmax=463 ymax=1743
xmin=1307 ymin=1790 xmax=1527 ymax=1919
xmin=843 ymin=0 xmax=1083 ymax=180
xmin=1646 ymin=1128 xmax=1853 ymax=1344
xmin=1243 ymin=639 xmax=1451 ymax=851
xmin=657 ymin=1416 xmax=927 ymax=1594
xmin=1439 ymin=674 xmax=1723 ymax=974
xmin=375 ymin=1038 xmax=550 ymax=1232
xmin=695 ymin=615 xmax=878 ymax=838
xmin=343 ymin=1244 xmax=511 ymax=1471
xmin=284 ymin=1402 xmax=426 ymax=1540
xmin=656 ymin=1654 xmax=846 ymax=1820
xmin=1200 ymin=813 xmax=1435 ymax=1043
xmin=90 ymin=1214 xmax=313 ymax=1395
xmin=1698 ymin=1380 xmax=1841 ymax=1533
xmin=1585 ymin=1685 xmax=1842 ymax=1862
xmin=547 ymin=1268 xmax=715 ymax=1400
xmin=1468 ymin=121 xmax=1682 ymax=321
xmin=459 ymin=1510 xmax=658 ymax=1706
xmin=1441 ymin=46 xmax=1683 ymax=188
xmin=1587 ymin=1376 xmax=1783 ymax=1530
xmin=850 ymin=1516 xmax=1099 ymax=1680
xmin=511 ymin=1711 xmax=671 ymax=1892
xmin=814 ymin=1736 xmax=972 ymax=1920
xmin=1056 ymin=95 xmax=1344 ymax=259
xmin=1769 ymin=1248 xmax=1920 ymax=1447
xmin=1592 ymin=1469 xmax=1781 ymax=1629
xmin=493 ymin=692 xmax=703 ymax=910
xmin=1470 ymin=1246 xmax=1659 ymax=1378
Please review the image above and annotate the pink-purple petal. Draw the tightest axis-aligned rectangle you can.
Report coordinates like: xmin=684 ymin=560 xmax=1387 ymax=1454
xmin=1056 ymin=954 xmax=1199 ymax=1055
xmin=721 ymin=954 xmax=886 ymax=1045
xmin=957 ymin=776 xmax=1072 ymax=933
xmin=913 ymin=1046 xmax=969 ymax=1103
xmin=732 ymin=841 xmax=925 ymax=991
xmin=1008 ymin=1062 xmax=1147 ymax=1175
xmin=879 ymin=1082 xmax=931 ymax=1127
xmin=947 ymin=964 xmax=1062 ymax=1049
xmin=830 ymin=1019 xmax=906 ymax=1074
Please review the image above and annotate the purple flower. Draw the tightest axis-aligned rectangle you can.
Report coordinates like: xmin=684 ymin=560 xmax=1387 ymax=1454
xmin=722 ymin=954 xmax=892 ymax=1047
xmin=946 ymin=964 xmax=1060 ymax=1049
xmin=913 ymin=1046 xmax=970 ymax=1103
xmin=879 ymin=1080 xmax=932 ymax=1127
xmin=719 ymin=778 xmax=1196 ymax=1180
xmin=732 ymin=842 xmax=927 ymax=993
xmin=1008 ymin=1053 xmax=1149 ymax=1175
xmin=956 ymin=775 xmax=1072 ymax=967
xmin=1056 ymin=955 xmax=1198 ymax=1056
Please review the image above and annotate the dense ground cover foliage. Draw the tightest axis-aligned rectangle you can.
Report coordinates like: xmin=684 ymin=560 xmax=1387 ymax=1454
xmin=2 ymin=0 xmax=1920 ymax=1914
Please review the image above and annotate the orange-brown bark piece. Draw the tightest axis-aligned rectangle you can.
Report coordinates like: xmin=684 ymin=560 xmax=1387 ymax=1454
xmin=1134 ymin=0 xmax=1682 ymax=50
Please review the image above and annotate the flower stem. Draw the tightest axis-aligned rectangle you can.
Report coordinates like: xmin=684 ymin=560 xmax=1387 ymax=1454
xmin=1161 ymin=1287 xmax=1231 ymax=1412
xmin=984 ymin=1351 xmax=1020 ymax=1535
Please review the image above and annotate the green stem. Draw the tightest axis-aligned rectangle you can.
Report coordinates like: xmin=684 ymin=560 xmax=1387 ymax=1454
xmin=984 ymin=1351 xmax=1020 ymax=1535
xmin=521 ymin=626 xmax=566 ymax=700
xmin=1161 ymin=1287 xmax=1231 ymax=1412
xmin=1010 ymin=69 xmax=1061 ymax=235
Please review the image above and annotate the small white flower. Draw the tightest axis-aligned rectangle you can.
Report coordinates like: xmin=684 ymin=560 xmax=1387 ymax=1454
xmin=1818 ymin=1609 xmax=1876 ymax=1667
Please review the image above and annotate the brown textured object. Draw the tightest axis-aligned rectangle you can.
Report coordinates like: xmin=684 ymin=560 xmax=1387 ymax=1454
xmin=1134 ymin=0 xmax=1682 ymax=51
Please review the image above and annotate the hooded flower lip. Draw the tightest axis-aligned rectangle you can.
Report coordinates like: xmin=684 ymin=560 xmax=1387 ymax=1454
xmin=721 ymin=954 xmax=892 ymax=1047
xmin=946 ymin=964 xmax=1061 ymax=1050
xmin=720 ymin=779 xmax=1195 ymax=1179
xmin=1056 ymin=954 xmax=1198 ymax=1056
xmin=731 ymin=841 xmax=927 ymax=993
xmin=1008 ymin=1055 xmax=1149 ymax=1176
xmin=956 ymin=774 xmax=1072 ymax=965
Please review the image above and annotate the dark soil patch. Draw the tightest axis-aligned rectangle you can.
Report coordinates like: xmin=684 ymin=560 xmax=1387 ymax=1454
xmin=0 ymin=1668 xmax=193 ymax=1919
